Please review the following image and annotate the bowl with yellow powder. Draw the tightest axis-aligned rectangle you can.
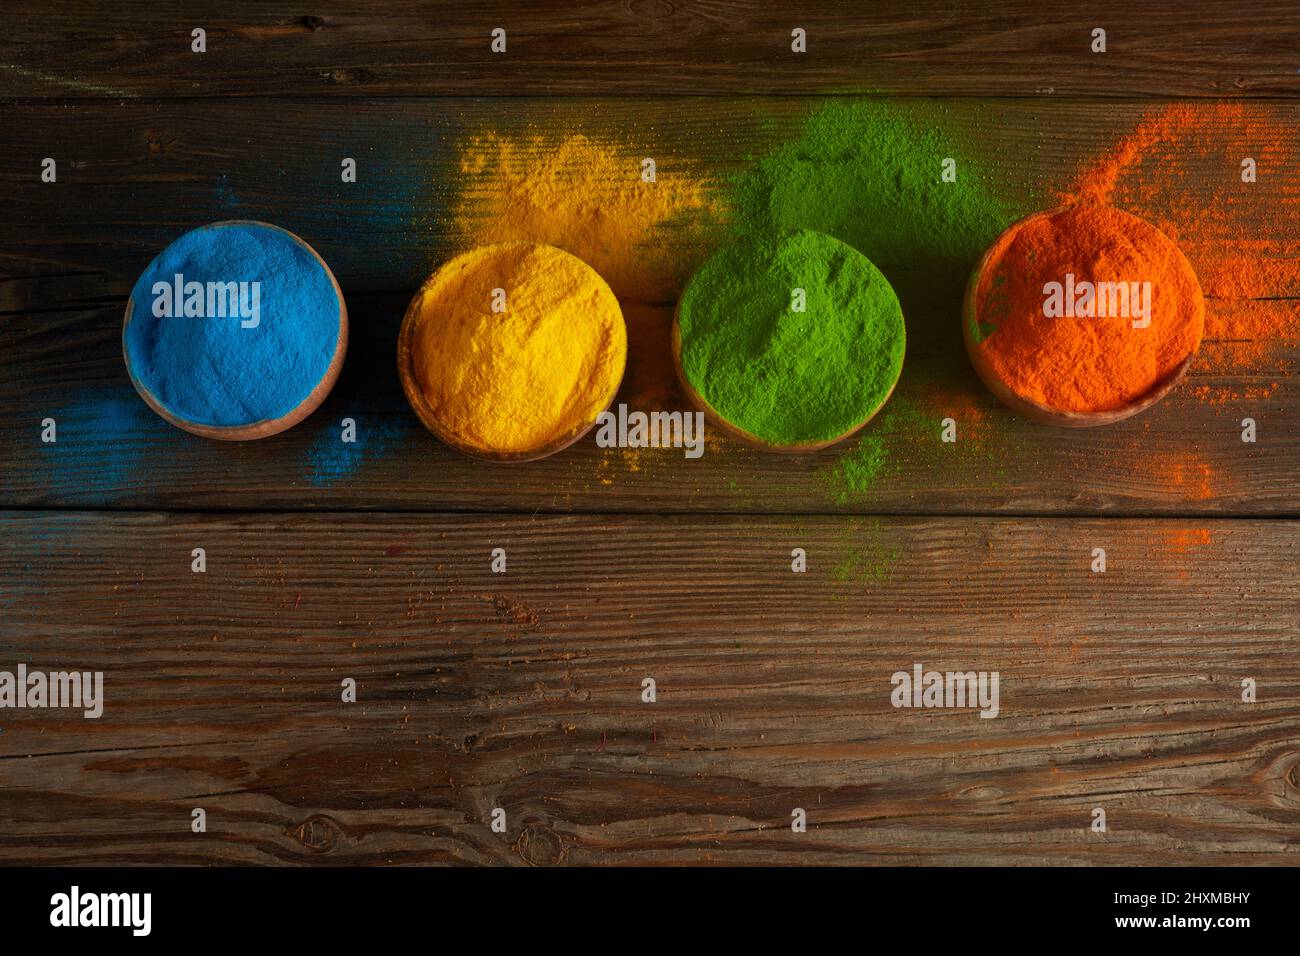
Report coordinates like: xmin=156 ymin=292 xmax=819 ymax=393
xmin=398 ymin=243 xmax=627 ymax=461
xmin=964 ymin=204 xmax=1204 ymax=427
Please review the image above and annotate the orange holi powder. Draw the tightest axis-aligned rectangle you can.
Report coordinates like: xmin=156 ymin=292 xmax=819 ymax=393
xmin=1158 ymin=527 xmax=1215 ymax=580
xmin=1062 ymin=102 xmax=1299 ymax=401
xmin=1045 ymin=103 xmax=1295 ymax=503
xmin=973 ymin=204 xmax=1204 ymax=413
xmin=1148 ymin=454 xmax=1216 ymax=501
xmin=1164 ymin=528 xmax=1213 ymax=553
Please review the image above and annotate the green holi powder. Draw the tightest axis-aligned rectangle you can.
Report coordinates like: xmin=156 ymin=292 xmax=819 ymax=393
xmin=824 ymin=396 xmax=927 ymax=502
xmin=677 ymin=230 xmax=905 ymax=445
xmin=833 ymin=434 xmax=889 ymax=497
xmin=719 ymin=99 xmax=1033 ymax=494
xmin=831 ymin=519 xmax=902 ymax=587
xmin=728 ymin=99 xmax=1023 ymax=326
xmin=822 ymin=390 xmax=1026 ymax=503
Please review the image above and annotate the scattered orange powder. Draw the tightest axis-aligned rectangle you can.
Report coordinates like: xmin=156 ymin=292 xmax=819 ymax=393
xmin=1198 ymin=299 xmax=1300 ymax=397
xmin=1147 ymin=454 xmax=1216 ymax=501
xmin=1060 ymin=104 xmax=1296 ymax=501
xmin=1062 ymin=102 xmax=1299 ymax=399
xmin=1153 ymin=527 xmax=1216 ymax=579
xmin=1164 ymin=528 xmax=1213 ymax=553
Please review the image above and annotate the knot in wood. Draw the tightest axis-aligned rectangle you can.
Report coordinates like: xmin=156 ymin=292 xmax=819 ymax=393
xmin=289 ymin=814 xmax=343 ymax=853
xmin=514 ymin=823 xmax=567 ymax=866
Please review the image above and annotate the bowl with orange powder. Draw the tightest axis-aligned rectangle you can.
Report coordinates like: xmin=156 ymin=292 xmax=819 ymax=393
xmin=964 ymin=204 xmax=1204 ymax=426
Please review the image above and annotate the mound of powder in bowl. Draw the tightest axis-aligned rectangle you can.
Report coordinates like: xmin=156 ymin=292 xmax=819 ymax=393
xmin=970 ymin=204 xmax=1204 ymax=413
xmin=124 ymin=222 xmax=341 ymax=428
xmin=676 ymin=230 xmax=906 ymax=446
xmin=402 ymin=243 xmax=627 ymax=457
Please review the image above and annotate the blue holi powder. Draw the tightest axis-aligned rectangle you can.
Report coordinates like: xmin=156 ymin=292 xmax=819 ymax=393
xmin=44 ymin=391 xmax=160 ymax=490
xmin=0 ymin=512 xmax=96 ymax=587
xmin=315 ymin=135 xmax=452 ymax=289
xmin=22 ymin=390 xmax=167 ymax=503
xmin=305 ymin=414 xmax=406 ymax=487
xmin=215 ymin=174 xmax=240 ymax=210
xmin=124 ymin=222 xmax=340 ymax=427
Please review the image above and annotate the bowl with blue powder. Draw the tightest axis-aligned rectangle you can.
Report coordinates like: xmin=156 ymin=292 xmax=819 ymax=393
xmin=123 ymin=221 xmax=347 ymax=439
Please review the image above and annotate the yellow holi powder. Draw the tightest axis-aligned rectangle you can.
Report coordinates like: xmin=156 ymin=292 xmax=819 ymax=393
xmin=453 ymin=132 xmax=717 ymax=302
xmin=403 ymin=243 xmax=627 ymax=456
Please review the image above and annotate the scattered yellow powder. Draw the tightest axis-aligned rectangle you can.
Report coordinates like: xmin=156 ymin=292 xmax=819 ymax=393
xmin=454 ymin=132 xmax=718 ymax=302
xmin=402 ymin=243 xmax=626 ymax=456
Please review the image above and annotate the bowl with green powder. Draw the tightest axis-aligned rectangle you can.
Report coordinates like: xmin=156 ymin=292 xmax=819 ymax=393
xmin=123 ymin=220 xmax=347 ymax=440
xmin=673 ymin=230 xmax=906 ymax=452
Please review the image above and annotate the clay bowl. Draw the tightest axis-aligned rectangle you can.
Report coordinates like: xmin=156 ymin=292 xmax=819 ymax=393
xmin=671 ymin=301 xmax=902 ymax=454
xmin=397 ymin=277 xmax=626 ymax=463
xmin=962 ymin=208 xmax=1199 ymax=428
xmin=123 ymin=220 xmax=347 ymax=441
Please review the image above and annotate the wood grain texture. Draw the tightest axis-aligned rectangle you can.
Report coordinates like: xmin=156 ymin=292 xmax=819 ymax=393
xmin=3 ymin=1 xmax=1300 ymax=98
xmin=1 ymin=98 xmax=1295 ymax=514
xmin=2 ymin=8 xmax=1298 ymax=870
xmin=5 ymin=97 xmax=1295 ymax=303
xmin=2 ymin=297 xmax=1296 ymax=515
xmin=0 ymin=511 xmax=1296 ymax=865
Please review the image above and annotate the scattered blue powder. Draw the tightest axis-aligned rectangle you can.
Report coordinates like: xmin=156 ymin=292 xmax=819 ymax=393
xmin=215 ymin=174 xmax=240 ymax=210
xmin=41 ymin=391 xmax=161 ymax=492
xmin=124 ymin=222 xmax=340 ymax=427
xmin=305 ymin=414 xmax=407 ymax=487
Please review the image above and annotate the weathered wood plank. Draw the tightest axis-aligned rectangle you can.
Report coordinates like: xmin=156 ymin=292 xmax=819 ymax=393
xmin=3 ymin=98 xmax=1299 ymax=308
xmin=3 ymin=1 xmax=1299 ymax=99
xmin=1 ymin=297 xmax=1296 ymax=514
xmin=0 ymin=512 xmax=1295 ymax=864
xmin=0 ymin=98 xmax=1294 ymax=514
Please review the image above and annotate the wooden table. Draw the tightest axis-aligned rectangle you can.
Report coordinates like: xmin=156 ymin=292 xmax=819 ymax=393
xmin=1 ymin=1 xmax=1296 ymax=865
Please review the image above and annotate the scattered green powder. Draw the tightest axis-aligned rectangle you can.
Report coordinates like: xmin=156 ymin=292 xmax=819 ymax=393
xmin=721 ymin=98 xmax=1033 ymax=494
xmin=728 ymin=99 xmax=1024 ymax=329
xmin=824 ymin=396 xmax=929 ymax=502
xmin=822 ymin=389 xmax=1024 ymax=504
xmin=831 ymin=519 xmax=902 ymax=587
xmin=677 ymin=230 xmax=905 ymax=445
xmin=833 ymin=433 xmax=889 ymax=497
